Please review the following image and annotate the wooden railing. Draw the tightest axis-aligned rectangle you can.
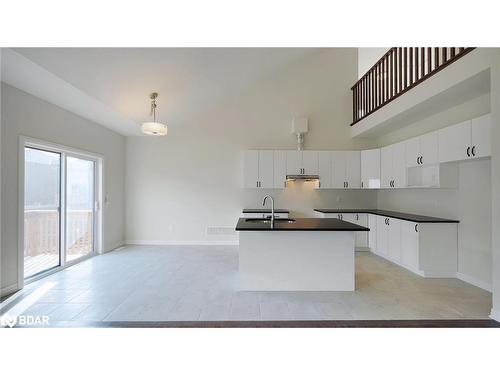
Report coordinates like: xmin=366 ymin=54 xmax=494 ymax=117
xmin=24 ymin=209 xmax=93 ymax=257
xmin=351 ymin=47 xmax=475 ymax=125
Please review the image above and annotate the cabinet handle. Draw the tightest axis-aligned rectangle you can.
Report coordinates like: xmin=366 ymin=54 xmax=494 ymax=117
xmin=467 ymin=146 xmax=471 ymax=157
xmin=416 ymin=156 xmax=419 ymax=165
xmin=356 ymin=214 xmax=359 ymax=220
xmin=256 ymin=181 xmax=259 ymax=188
xmin=361 ymin=181 xmax=364 ymax=188
xmin=415 ymin=224 xmax=418 ymax=232
xmin=472 ymin=146 xmax=476 ymax=157
xmin=346 ymin=181 xmax=349 ymax=188
xmin=420 ymin=156 xmax=423 ymax=164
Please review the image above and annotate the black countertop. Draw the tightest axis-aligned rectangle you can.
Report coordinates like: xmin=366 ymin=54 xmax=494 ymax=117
xmin=236 ymin=217 xmax=370 ymax=231
xmin=242 ymin=209 xmax=290 ymax=214
xmin=314 ymin=209 xmax=459 ymax=223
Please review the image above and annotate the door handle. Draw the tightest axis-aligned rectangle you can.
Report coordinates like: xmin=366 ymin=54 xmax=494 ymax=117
xmin=472 ymin=146 xmax=476 ymax=157
xmin=467 ymin=146 xmax=471 ymax=157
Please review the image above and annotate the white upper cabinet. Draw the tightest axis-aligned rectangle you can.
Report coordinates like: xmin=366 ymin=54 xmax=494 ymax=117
xmin=360 ymin=149 xmax=380 ymax=189
xmin=346 ymin=151 xmax=361 ymax=189
xmin=406 ymin=131 xmax=438 ymax=167
xmin=380 ymin=145 xmax=393 ymax=188
xmin=286 ymin=151 xmax=318 ymax=176
xmin=286 ymin=151 xmax=302 ymax=175
xmin=258 ymin=150 xmax=274 ymax=188
xmin=332 ymin=151 xmax=360 ymax=189
xmin=438 ymin=114 xmax=491 ymax=163
xmin=419 ymin=131 xmax=438 ymax=165
xmin=273 ymin=151 xmax=287 ymax=189
xmin=243 ymin=150 xmax=273 ymax=188
xmin=331 ymin=151 xmax=347 ymax=189
xmin=392 ymin=142 xmax=407 ymax=188
xmin=243 ymin=150 xmax=259 ymax=188
xmin=381 ymin=142 xmax=406 ymax=189
xmin=438 ymin=120 xmax=471 ymax=163
xmin=471 ymin=113 xmax=491 ymax=159
xmin=317 ymin=151 xmax=332 ymax=189
xmin=302 ymin=151 xmax=319 ymax=175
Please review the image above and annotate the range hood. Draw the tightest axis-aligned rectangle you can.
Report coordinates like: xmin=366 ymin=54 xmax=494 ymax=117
xmin=286 ymin=174 xmax=320 ymax=181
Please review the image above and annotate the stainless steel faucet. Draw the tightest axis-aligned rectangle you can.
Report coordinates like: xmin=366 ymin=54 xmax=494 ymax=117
xmin=262 ymin=195 xmax=275 ymax=229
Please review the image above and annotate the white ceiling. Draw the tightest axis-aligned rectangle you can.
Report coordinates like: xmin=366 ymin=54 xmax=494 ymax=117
xmin=9 ymin=48 xmax=318 ymax=135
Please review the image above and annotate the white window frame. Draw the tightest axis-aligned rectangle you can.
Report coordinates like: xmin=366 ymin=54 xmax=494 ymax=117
xmin=18 ymin=136 xmax=104 ymax=287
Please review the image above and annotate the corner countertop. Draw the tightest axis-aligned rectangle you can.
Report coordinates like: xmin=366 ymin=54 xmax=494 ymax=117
xmin=242 ymin=208 xmax=290 ymax=214
xmin=235 ymin=217 xmax=370 ymax=231
xmin=314 ymin=209 xmax=459 ymax=223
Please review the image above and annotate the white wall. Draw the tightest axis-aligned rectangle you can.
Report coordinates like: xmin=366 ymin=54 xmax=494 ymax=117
xmin=376 ymin=94 xmax=492 ymax=289
xmin=1 ymin=83 xmax=126 ymax=293
xmin=125 ymin=49 xmax=378 ymax=245
xmin=357 ymin=48 xmax=388 ymax=78
xmin=490 ymin=51 xmax=500 ymax=320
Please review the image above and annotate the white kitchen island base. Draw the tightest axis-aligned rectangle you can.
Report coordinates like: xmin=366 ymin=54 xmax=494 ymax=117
xmin=239 ymin=231 xmax=355 ymax=291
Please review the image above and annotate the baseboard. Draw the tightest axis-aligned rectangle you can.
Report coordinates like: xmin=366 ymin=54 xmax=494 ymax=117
xmin=421 ymin=270 xmax=457 ymax=278
xmin=126 ymin=239 xmax=239 ymax=246
xmin=456 ymin=272 xmax=492 ymax=292
xmin=102 ymin=241 xmax=126 ymax=253
xmin=1 ymin=283 xmax=19 ymax=297
xmin=490 ymin=309 xmax=500 ymax=322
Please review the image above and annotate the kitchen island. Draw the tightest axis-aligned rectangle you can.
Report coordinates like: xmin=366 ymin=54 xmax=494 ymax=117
xmin=235 ymin=217 xmax=369 ymax=291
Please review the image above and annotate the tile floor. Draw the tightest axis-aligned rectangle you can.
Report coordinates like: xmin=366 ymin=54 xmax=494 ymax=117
xmin=1 ymin=245 xmax=493 ymax=324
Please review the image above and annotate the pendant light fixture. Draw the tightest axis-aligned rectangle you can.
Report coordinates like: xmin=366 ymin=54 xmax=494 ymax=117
xmin=141 ymin=92 xmax=168 ymax=136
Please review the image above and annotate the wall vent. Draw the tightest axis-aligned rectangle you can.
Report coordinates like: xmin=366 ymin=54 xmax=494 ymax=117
xmin=206 ymin=226 xmax=236 ymax=236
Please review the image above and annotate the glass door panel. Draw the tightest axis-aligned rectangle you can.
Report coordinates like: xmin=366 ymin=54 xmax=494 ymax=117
xmin=65 ymin=156 xmax=95 ymax=262
xmin=24 ymin=147 xmax=61 ymax=279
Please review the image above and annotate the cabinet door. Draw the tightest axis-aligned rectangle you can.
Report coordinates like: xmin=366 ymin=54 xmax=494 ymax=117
xmin=401 ymin=221 xmax=419 ymax=271
xmin=355 ymin=213 xmax=368 ymax=247
xmin=286 ymin=151 xmax=302 ymax=175
xmin=376 ymin=216 xmax=388 ymax=256
xmin=302 ymin=151 xmax=319 ymax=175
xmin=345 ymin=151 xmax=361 ymax=189
xmin=243 ymin=150 xmax=259 ymax=188
xmin=273 ymin=151 xmax=287 ymax=189
xmin=331 ymin=151 xmax=347 ymax=188
xmin=368 ymin=214 xmax=377 ymax=251
xmin=360 ymin=149 xmax=381 ymax=188
xmin=420 ymin=130 xmax=438 ymax=165
xmin=387 ymin=218 xmax=401 ymax=263
xmin=392 ymin=141 xmax=407 ymax=188
xmin=258 ymin=151 xmax=274 ymax=188
xmin=438 ymin=120 xmax=471 ymax=163
xmin=380 ymin=145 xmax=393 ymax=188
xmin=405 ymin=137 xmax=420 ymax=168
xmin=317 ymin=151 xmax=332 ymax=189
xmin=471 ymin=113 xmax=491 ymax=159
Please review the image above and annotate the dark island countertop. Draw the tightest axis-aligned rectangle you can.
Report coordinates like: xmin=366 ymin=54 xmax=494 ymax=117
xmin=314 ymin=209 xmax=459 ymax=223
xmin=242 ymin=209 xmax=290 ymax=214
xmin=236 ymin=217 xmax=370 ymax=231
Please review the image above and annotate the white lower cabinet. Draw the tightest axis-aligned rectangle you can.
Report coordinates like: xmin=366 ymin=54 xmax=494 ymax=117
xmin=375 ymin=216 xmax=388 ymax=257
xmin=375 ymin=216 xmax=457 ymax=277
xmin=368 ymin=214 xmax=377 ymax=250
xmin=387 ymin=217 xmax=401 ymax=263
xmin=400 ymin=221 xmax=419 ymax=272
xmin=342 ymin=213 xmax=368 ymax=249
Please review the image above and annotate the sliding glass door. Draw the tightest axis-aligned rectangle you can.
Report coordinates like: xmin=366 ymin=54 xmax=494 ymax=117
xmin=23 ymin=142 xmax=99 ymax=281
xmin=24 ymin=147 xmax=62 ymax=278
xmin=65 ymin=156 xmax=95 ymax=263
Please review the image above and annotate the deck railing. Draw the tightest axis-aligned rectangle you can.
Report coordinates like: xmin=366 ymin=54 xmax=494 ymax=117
xmin=351 ymin=47 xmax=475 ymax=125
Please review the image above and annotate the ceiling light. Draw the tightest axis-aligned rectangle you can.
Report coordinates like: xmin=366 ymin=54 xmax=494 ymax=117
xmin=141 ymin=93 xmax=167 ymax=136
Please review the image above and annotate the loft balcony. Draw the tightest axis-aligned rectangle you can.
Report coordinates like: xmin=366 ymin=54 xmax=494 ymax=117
xmin=350 ymin=47 xmax=495 ymax=138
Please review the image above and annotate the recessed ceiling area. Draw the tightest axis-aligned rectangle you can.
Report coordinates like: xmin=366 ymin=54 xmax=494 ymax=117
xmin=12 ymin=48 xmax=318 ymax=135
